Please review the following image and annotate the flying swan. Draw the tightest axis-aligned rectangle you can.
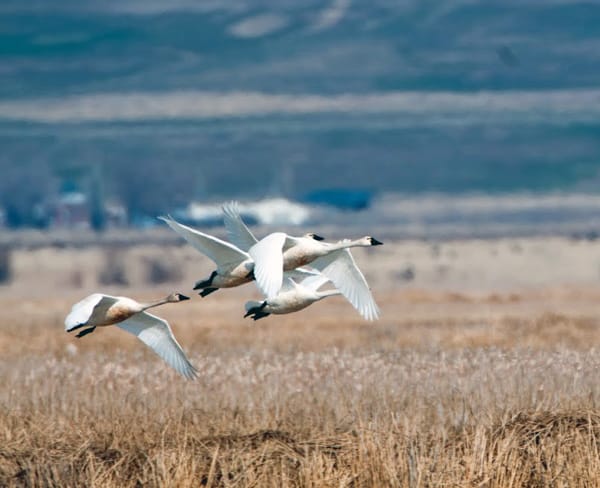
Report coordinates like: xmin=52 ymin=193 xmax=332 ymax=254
xmin=222 ymin=202 xmax=382 ymax=321
xmin=244 ymin=273 xmax=341 ymax=320
xmin=65 ymin=292 xmax=197 ymax=379
xmin=159 ymin=215 xmax=254 ymax=297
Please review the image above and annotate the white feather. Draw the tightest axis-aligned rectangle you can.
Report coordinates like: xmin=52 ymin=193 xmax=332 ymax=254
xmin=299 ymin=273 xmax=331 ymax=292
xmin=117 ymin=312 xmax=197 ymax=379
xmin=248 ymin=232 xmax=287 ymax=299
xmin=310 ymin=248 xmax=380 ymax=321
xmin=64 ymin=293 xmax=116 ymax=331
xmin=222 ymin=201 xmax=258 ymax=251
xmin=158 ymin=216 xmax=248 ymax=266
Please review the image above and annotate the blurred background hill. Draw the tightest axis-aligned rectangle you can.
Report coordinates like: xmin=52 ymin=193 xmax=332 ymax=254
xmin=1 ymin=0 xmax=600 ymax=231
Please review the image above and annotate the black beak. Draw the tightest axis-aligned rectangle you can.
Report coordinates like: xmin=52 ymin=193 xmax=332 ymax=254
xmin=178 ymin=294 xmax=190 ymax=301
xmin=313 ymin=234 xmax=325 ymax=241
xmin=370 ymin=238 xmax=383 ymax=246
xmin=192 ymin=283 xmax=201 ymax=290
xmin=244 ymin=310 xmax=253 ymax=318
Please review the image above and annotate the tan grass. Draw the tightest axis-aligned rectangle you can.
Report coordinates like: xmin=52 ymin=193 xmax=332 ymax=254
xmin=2 ymin=239 xmax=600 ymax=486
xmin=1 ymin=345 xmax=599 ymax=487
xmin=1 ymin=291 xmax=600 ymax=486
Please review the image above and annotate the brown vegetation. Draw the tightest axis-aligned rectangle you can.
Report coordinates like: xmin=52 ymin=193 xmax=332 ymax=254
xmin=1 ymin=239 xmax=600 ymax=486
xmin=1 ymin=291 xmax=600 ymax=487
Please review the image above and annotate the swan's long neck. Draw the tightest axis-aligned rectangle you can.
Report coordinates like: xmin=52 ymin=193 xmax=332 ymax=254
xmin=316 ymin=289 xmax=342 ymax=300
xmin=141 ymin=296 xmax=171 ymax=310
xmin=328 ymin=239 xmax=366 ymax=251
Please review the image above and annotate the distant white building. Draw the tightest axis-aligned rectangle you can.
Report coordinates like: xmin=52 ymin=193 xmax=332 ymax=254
xmin=52 ymin=192 xmax=90 ymax=229
xmin=50 ymin=192 xmax=127 ymax=229
xmin=183 ymin=197 xmax=312 ymax=227
xmin=105 ymin=200 xmax=128 ymax=227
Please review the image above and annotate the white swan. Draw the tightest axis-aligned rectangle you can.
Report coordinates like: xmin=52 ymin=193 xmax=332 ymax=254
xmin=65 ymin=292 xmax=197 ymax=379
xmin=222 ymin=201 xmax=324 ymax=254
xmin=222 ymin=202 xmax=382 ymax=321
xmin=159 ymin=216 xmax=254 ymax=297
xmin=244 ymin=273 xmax=341 ymax=320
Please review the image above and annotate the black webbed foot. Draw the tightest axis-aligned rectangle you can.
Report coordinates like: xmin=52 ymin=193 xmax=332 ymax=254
xmin=193 ymin=271 xmax=217 ymax=290
xmin=250 ymin=311 xmax=270 ymax=321
xmin=75 ymin=326 xmax=96 ymax=338
xmin=198 ymin=287 xmax=218 ymax=297
xmin=244 ymin=301 xmax=267 ymax=318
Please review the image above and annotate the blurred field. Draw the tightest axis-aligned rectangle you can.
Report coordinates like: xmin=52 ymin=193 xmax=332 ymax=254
xmin=1 ymin=237 xmax=600 ymax=486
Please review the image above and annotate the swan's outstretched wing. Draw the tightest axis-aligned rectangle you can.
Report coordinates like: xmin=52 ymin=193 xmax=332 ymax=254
xmin=248 ymin=232 xmax=287 ymax=299
xmin=250 ymin=269 xmax=319 ymax=297
xmin=279 ymin=276 xmax=300 ymax=293
xmin=310 ymin=248 xmax=380 ymax=321
xmin=299 ymin=273 xmax=331 ymax=292
xmin=222 ymin=201 xmax=258 ymax=252
xmin=159 ymin=216 xmax=247 ymax=266
xmin=285 ymin=267 xmax=319 ymax=281
xmin=65 ymin=293 xmax=117 ymax=331
xmin=117 ymin=312 xmax=197 ymax=379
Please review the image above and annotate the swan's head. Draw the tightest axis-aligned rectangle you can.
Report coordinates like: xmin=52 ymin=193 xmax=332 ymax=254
xmin=364 ymin=236 xmax=383 ymax=246
xmin=304 ymin=233 xmax=325 ymax=241
xmin=167 ymin=292 xmax=190 ymax=303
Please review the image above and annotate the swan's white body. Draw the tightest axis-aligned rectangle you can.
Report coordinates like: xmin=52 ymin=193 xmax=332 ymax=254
xmin=65 ymin=293 xmax=197 ymax=379
xmin=159 ymin=216 xmax=254 ymax=295
xmin=222 ymin=202 xmax=382 ymax=321
xmin=245 ymin=274 xmax=341 ymax=319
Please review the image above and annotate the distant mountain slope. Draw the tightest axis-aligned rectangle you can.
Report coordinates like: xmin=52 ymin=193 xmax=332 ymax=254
xmin=2 ymin=0 xmax=600 ymax=97
xmin=1 ymin=0 xmax=600 ymax=224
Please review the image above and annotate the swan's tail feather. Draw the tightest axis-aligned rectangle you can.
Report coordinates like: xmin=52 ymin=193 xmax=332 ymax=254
xmin=244 ymin=300 xmax=263 ymax=312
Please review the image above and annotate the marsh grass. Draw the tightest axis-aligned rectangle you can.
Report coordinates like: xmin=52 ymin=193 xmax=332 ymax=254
xmin=3 ymin=235 xmax=600 ymax=486
xmin=98 ymin=248 xmax=129 ymax=286
xmin=1 ymin=292 xmax=600 ymax=487
xmin=1 ymin=349 xmax=599 ymax=487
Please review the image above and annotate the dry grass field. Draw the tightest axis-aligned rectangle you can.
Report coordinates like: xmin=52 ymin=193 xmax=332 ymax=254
xmin=1 ymin=237 xmax=600 ymax=486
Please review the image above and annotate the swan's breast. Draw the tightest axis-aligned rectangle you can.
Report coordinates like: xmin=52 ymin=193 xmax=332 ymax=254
xmin=103 ymin=304 xmax=137 ymax=325
xmin=213 ymin=262 xmax=254 ymax=288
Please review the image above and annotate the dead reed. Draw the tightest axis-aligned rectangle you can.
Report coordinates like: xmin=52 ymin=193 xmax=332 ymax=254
xmin=2 ymin=236 xmax=600 ymax=486
xmin=1 ymin=336 xmax=599 ymax=486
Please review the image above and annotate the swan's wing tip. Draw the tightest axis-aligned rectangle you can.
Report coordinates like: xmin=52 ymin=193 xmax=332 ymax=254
xmin=361 ymin=301 xmax=380 ymax=321
xmin=117 ymin=312 xmax=198 ymax=380
xmin=182 ymin=364 xmax=199 ymax=380
xmin=222 ymin=200 xmax=239 ymax=210
xmin=157 ymin=214 xmax=175 ymax=223
xmin=365 ymin=310 xmax=380 ymax=321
